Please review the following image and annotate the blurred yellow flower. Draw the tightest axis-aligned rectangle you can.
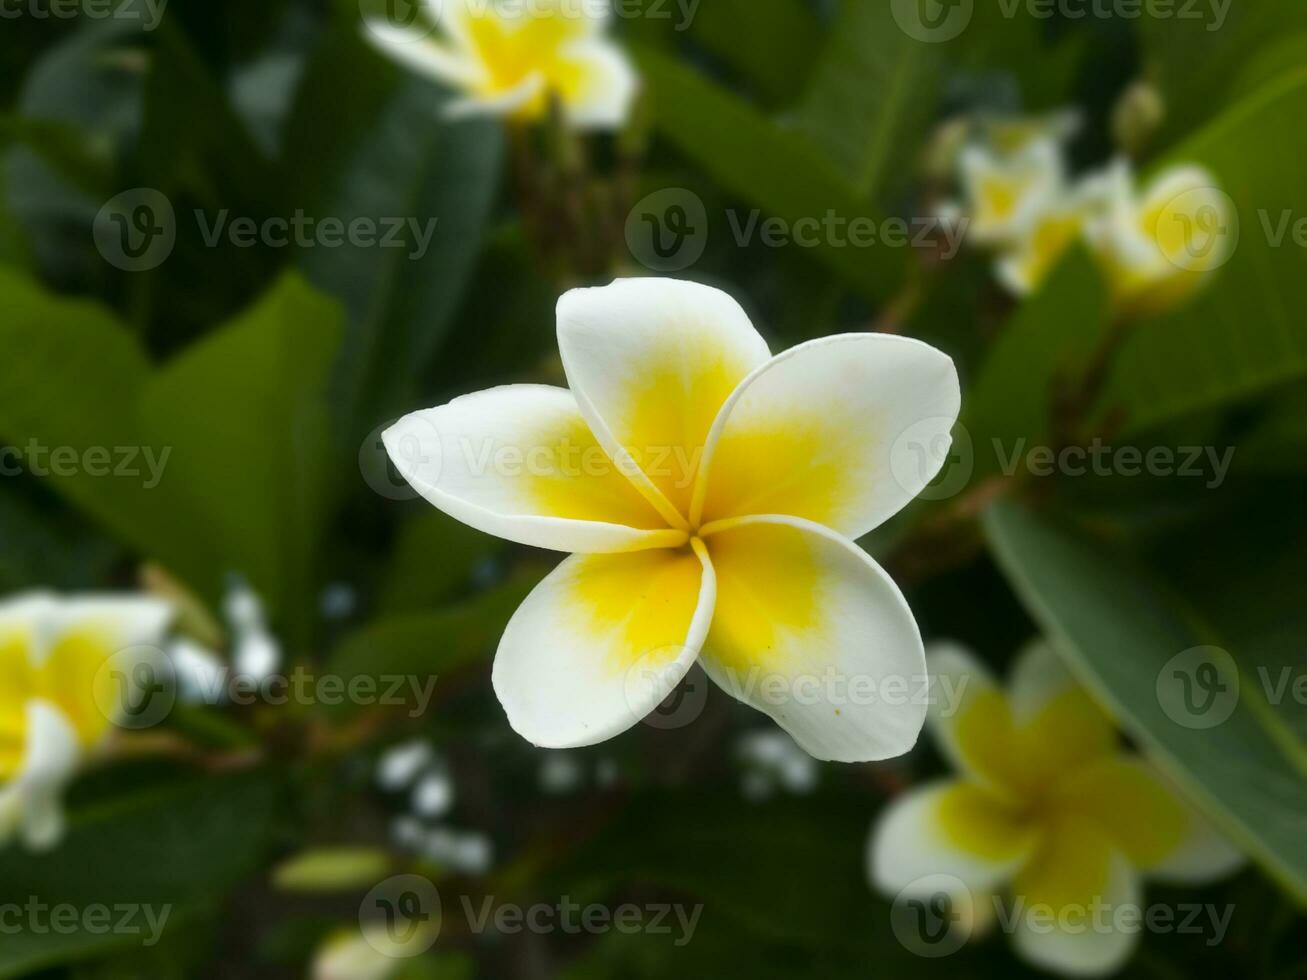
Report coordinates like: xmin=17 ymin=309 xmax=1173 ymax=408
xmin=1086 ymin=161 xmax=1236 ymax=316
xmin=384 ymin=277 xmax=960 ymax=761
xmin=364 ymin=0 xmax=638 ymax=127
xmin=870 ymin=640 xmax=1242 ymax=977
xmin=0 ymin=594 xmax=171 ymax=850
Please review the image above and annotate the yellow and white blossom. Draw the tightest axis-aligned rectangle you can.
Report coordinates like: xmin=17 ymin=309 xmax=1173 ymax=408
xmin=1083 ymin=160 xmax=1235 ymax=316
xmin=0 ymin=593 xmax=172 ymax=850
xmin=870 ymin=640 xmax=1242 ymax=977
xmin=957 ymin=135 xmax=1067 ymax=247
xmin=950 ymin=108 xmax=1232 ymax=312
xmin=384 ymin=277 xmax=960 ymax=761
xmin=364 ymin=0 xmax=638 ymax=128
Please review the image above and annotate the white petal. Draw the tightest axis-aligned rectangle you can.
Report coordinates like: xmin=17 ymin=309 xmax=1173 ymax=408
xmin=446 ymin=72 xmax=546 ymax=120
xmin=492 ymin=540 xmax=715 ymax=748
xmin=384 ymin=385 xmax=684 ymax=554
xmin=168 ymin=638 xmax=229 ymax=704
xmin=1011 ymin=818 xmax=1142 ymax=978
xmin=556 ymin=38 xmax=639 ymax=129
xmin=13 ymin=701 xmax=81 ymax=851
xmin=361 ymin=20 xmax=486 ymax=90
xmin=557 ymin=278 xmax=771 ymax=523
xmin=870 ymin=779 xmax=1038 ymax=894
xmin=697 ymin=515 xmax=926 ymax=762
xmin=695 ymin=334 xmax=960 ymax=539
xmin=1140 ymin=763 xmax=1245 ymax=884
xmin=41 ymin=595 xmax=174 ymax=663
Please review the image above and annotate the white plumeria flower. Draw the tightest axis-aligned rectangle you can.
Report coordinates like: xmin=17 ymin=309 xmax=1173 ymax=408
xmin=384 ymin=277 xmax=960 ymax=762
xmin=870 ymin=640 xmax=1242 ymax=977
xmin=364 ymin=0 xmax=638 ymax=128
xmin=1083 ymin=159 xmax=1234 ymax=315
xmin=958 ymin=136 xmax=1067 ymax=247
xmin=0 ymin=592 xmax=172 ymax=850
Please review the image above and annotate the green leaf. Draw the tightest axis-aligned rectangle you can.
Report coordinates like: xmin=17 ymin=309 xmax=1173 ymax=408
xmin=0 ymin=268 xmax=219 ymax=595
xmin=379 ymin=513 xmax=505 ymax=614
xmin=983 ymin=499 xmax=1307 ymax=901
xmin=297 ymin=70 xmax=503 ymax=443
xmin=0 ymin=771 xmax=284 ymax=978
xmin=0 ymin=115 xmax=112 ymax=198
xmin=139 ymin=273 xmax=344 ymax=636
xmin=795 ymin=1 xmax=939 ymax=200
xmin=1142 ymin=4 xmax=1307 ymax=147
xmin=138 ymin=20 xmax=274 ymax=201
xmin=965 ymin=248 xmax=1110 ymax=480
xmin=688 ymin=0 xmax=822 ymax=106
xmin=1103 ymin=69 xmax=1307 ymax=434
xmin=0 ymin=490 xmax=114 ymax=593
xmin=326 ymin=571 xmax=543 ymax=718
xmin=633 ymin=44 xmax=906 ymax=302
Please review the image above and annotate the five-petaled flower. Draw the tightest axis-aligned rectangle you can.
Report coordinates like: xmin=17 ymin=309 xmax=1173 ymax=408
xmin=384 ymin=277 xmax=961 ymax=761
xmin=364 ymin=0 xmax=638 ymax=128
xmin=0 ymin=593 xmax=172 ymax=850
xmin=870 ymin=640 xmax=1241 ymax=976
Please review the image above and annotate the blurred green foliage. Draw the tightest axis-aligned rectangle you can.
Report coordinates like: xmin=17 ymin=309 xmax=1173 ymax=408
xmin=0 ymin=0 xmax=1304 ymax=977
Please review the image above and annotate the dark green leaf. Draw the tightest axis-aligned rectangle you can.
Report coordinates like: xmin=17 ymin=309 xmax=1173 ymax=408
xmin=984 ymin=499 xmax=1307 ymax=901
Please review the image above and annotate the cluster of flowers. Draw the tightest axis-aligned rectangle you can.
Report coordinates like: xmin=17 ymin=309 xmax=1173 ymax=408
xmin=947 ymin=115 xmax=1235 ymax=315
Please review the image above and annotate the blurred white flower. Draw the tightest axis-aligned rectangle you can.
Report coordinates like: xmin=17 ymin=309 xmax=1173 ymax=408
xmin=538 ymin=750 xmax=584 ymax=794
xmin=167 ymin=636 xmax=228 ymax=703
xmin=0 ymin=592 xmax=172 ymax=850
xmin=412 ymin=771 xmax=455 ymax=818
xmin=226 ymin=580 xmax=281 ymax=681
xmin=377 ymin=739 xmax=435 ymax=792
xmin=736 ymin=729 xmax=818 ymax=801
xmin=364 ymin=0 xmax=638 ymax=128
